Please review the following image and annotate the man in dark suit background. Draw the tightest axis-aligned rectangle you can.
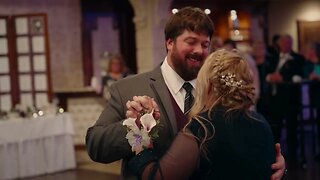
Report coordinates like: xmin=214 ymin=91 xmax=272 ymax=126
xmin=265 ymin=34 xmax=305 ymax=161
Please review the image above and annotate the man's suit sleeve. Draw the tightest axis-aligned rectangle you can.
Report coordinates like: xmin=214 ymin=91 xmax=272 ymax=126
xmin=85 ymin=83 xmax=133 ymax=163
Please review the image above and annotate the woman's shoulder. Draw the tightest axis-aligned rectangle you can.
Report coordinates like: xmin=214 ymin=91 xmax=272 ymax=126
xmin=247 ymin=111 xmax=271 ymax=128
xmin=188 ymin=110 xmax=224 ymax=134
xmin=213 ymin=110 xmax=272 ymax=135
xmin=188 ymin=110 xmax=271 ymax=134
xmin=244 ymin=111 xmax=275 ymax=144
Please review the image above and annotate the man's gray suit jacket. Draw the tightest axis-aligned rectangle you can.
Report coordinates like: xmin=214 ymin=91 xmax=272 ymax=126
xmin=86 ymin=66 xmax=179 ymax=179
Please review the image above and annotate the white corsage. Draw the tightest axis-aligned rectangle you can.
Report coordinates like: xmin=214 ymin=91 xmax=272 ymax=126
xmin=123 ymin=109 xmax=161 ymax=154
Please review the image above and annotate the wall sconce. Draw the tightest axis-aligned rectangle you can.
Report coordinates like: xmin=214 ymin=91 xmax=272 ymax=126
xmin=228 ymin=10 xmax=249 ymax=41
xmin=171 ymin=8 xmax=211 ymax=15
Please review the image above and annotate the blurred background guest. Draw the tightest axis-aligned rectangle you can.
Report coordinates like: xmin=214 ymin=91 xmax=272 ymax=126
xmin=252 ymin=41 xmax=272 ymax=118
xmin=210 ymin=36 xmax=223 ymax=52
xmin=267 ymin=34 xmax=281 ymax=58
xmin=304 ymin=42 xmax=320 ymax=81
xmin=101 ymin=53 xmax=132 ymax=100
xmin=265 ymin=34 xmax=305 ymax=161
xmin=304 ymin=42 xmax=320 ymax=161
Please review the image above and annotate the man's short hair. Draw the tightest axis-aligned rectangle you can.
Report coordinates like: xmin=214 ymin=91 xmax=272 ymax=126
xmin=164 ymin=6 xmax=214 ymax=41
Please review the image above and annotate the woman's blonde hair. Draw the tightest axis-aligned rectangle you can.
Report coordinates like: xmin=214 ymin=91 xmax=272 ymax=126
xmin=186 ymin=49 xmax=255 ymax=156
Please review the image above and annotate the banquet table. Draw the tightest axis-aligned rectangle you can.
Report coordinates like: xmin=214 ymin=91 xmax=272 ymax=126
xmin=0 ymin=113 xmax=76 ymax=179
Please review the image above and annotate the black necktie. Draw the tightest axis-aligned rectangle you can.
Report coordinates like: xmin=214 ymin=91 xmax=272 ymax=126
xmin=182 ymin=82 xmax=194 ymax=114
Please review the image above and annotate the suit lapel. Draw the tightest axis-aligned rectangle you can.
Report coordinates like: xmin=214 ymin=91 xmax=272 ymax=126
xmin=149 ymin=67 xmax=178 ymax=134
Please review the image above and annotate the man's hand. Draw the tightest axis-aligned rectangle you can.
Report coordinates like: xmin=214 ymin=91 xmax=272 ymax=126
xmin=126 ymin=96 xmax=160 ymax=120
xmin=269 ymin=72 xmax=283 ymax=83
xmin=271 ymin=143 xmax=286 ymax=180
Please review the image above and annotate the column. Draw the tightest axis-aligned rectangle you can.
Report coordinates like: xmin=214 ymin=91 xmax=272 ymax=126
xmin=129 ymin=0 xmax=171 ymax=73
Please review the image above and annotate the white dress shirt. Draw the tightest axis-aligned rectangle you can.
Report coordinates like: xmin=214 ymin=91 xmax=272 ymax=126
xmin=276 ymin=53 xmax=292 ymax=71
xmin=161 ymin=57 xmax=196 ymax=111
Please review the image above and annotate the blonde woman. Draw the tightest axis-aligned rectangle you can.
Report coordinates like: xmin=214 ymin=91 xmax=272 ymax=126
xmin=128 ymin=49 xmax=276 ymax=179
xmin=101 ymin=53 xmax=132 ymax=100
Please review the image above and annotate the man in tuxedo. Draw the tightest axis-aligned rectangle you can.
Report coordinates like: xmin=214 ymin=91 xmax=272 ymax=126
xmin=86 ymin=7 xmax=286 ymax=180
xmin=265 ymin=34 xmax=305 ymax=161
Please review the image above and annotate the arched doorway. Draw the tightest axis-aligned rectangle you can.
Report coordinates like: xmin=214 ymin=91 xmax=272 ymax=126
xmin=81 ymin=0 xmax=136 ymax=86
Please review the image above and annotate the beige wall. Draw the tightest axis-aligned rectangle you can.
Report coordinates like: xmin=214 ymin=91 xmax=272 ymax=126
xmin=0 ymin=0 xmax=83 ymax=91
xmin=268 ymin=0 xmax=320 ymax=51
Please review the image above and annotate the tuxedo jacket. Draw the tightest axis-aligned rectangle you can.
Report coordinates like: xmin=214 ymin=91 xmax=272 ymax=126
xmin=267 ymin=51 xmax=304 ymax=82
xmin=86 ymin=66 xmax=179 ymax=179
xmin=265 ymin=51 xmax=305 ymax=109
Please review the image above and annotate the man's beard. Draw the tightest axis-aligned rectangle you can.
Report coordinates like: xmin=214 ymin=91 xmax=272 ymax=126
xmin=171 ymin=47 xmax=203 ymax=81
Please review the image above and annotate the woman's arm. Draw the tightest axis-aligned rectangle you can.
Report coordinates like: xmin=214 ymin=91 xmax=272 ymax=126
xmin=129 ymin=130 xmax=200 ymax=180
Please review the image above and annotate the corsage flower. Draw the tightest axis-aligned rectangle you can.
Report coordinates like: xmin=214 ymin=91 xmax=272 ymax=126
xmin=123 ymin=109 xmax=161 ymax=154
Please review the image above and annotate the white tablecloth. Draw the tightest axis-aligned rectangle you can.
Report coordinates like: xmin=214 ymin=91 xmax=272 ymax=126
xmin=0 ymin=113 xmax=76 ymax=179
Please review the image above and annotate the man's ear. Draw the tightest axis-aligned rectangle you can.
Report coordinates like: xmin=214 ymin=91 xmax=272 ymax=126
xmin=166 ymin=39 xmax=174 ymax=51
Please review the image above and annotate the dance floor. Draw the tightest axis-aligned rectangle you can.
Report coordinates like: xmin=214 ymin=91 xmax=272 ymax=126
xmin=24 ymin=125 xmax=320 ymax=180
